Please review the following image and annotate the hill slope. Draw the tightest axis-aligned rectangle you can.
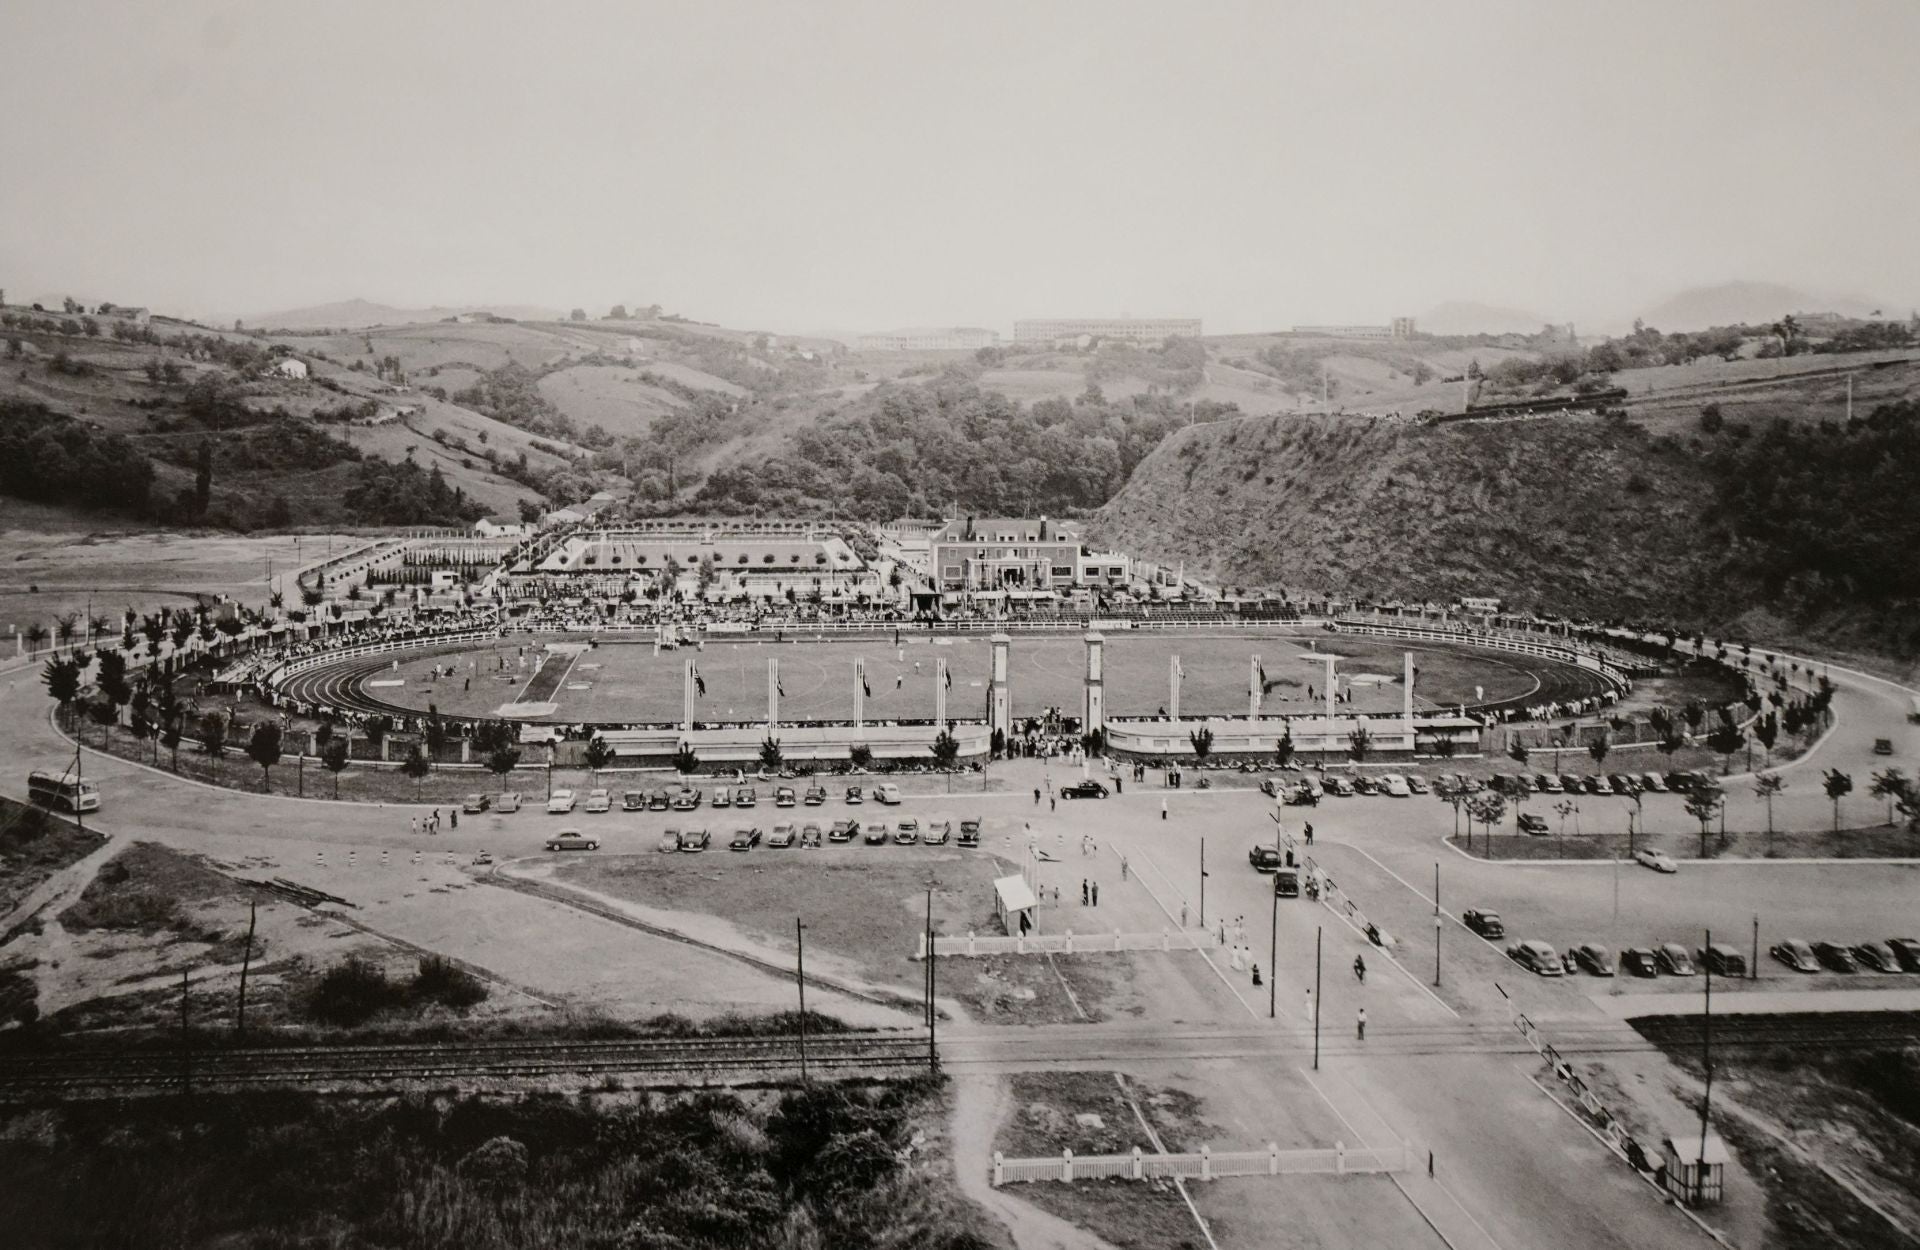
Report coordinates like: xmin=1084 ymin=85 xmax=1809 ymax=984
xmin=1088 ymin=408 xmax=1920 ymax=663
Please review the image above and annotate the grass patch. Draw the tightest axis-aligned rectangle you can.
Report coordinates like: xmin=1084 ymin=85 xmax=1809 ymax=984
xmin=0 ymin=1079 xmax=1003 ymax=1250
xmin=0 ymin=797 xmax=106 ymax=917
xmin=58 ymin=842 xmax=248 ymax=937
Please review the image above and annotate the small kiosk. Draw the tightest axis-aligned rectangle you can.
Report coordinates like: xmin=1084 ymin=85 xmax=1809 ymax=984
xmin=1660 ymin=1129 xmax=1727 ymax=1206
xmin=993 ymin=875 xmax=1038 ymax=936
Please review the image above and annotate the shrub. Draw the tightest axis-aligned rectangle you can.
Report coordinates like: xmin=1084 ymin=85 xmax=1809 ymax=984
xmin=306 ymin=957 xmax=401 ymax=1027
xmin=412 ymin=955 xmax=488 ymax=1011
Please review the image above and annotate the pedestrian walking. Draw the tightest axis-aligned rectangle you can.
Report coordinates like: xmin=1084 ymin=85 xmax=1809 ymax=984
xmin=1034 ymin=788 xmax=1042 ymax=806
xmin=1304 ymin=988 xmax=1314 ymax=1023
xmin=1161 ymin=798 xmax=1168 ymax=821
xmin=1251 ymin=963 xmax=1262 ymax=986
xmin=1116 ymin=776 xmax=1123 ymax=794
xmin=1049 ymin=796 xmax=1056 ymax=812
xmin=1180 ymin=901 xmax=1189 ymax=928
xmin=1357 ymin=1007 xmax=1367 ymax=1041
xmin=1091 ymin=882 xmax=1099 ymax=907
xmin=1120 ymin=856 xmax=1129 ymax=880
xmin=410 ymin=816 xmax=418 ymax=836
xmin=1081 ymin=879 xmax=1089 ymax=906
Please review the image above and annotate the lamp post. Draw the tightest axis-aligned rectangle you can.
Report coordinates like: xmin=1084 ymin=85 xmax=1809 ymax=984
xmin=1313 ymin=926 xmax=1323 ymax=1071
xmin=1433 ymin=862 xmax=1442 ymax=986
xmin=1199 ymin=837 xmax=1209 ymax=928
xmin=796 ymin=918 xmax=809 ymax=1083
xmin=1268 ymin=875 xmax=1278 ymax=1018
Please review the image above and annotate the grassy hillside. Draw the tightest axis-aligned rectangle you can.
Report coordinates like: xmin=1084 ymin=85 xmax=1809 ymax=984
xmin=1090 ymin=405 xmax=1920 ymax=664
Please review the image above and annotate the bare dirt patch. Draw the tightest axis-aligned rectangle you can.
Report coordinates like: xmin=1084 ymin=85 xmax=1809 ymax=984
xmin=0 ymin=798 xmax=106 ymax=916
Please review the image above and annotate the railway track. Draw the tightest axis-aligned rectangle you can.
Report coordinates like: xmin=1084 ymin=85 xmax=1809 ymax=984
xmin=0 ymin=1031 xmax=935 ymax=1096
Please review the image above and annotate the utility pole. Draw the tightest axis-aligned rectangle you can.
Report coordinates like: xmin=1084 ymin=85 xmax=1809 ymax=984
xmin=1751 ymin=914 xmax=1759 ymax=982
xmin=1268 ymin=877 xmax=1278 ymax=1018
xmin=1699 ymin=926 xmax=1714 ymax=1205
xmin=1199 ymin=838 xmax=1208 ymax=928
xmin=72 ymin=742 xmax=85 ymax=838
xmin=236 ymin=899 xmax=256 ymax=1034
xmin=1433 ymin=862 xmax=1442 ymax=986
xmin=796 ymin=919 xmax=808 ymax=1083
xmin=925 ymin=887 xmax=939 ymax=1071
xmin=1313 ymin=926 xmax=1323 ymax=1071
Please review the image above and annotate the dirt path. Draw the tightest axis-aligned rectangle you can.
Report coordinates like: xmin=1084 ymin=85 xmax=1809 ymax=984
xmin=0 ymin=832 xmax=121 ymax=937
xmin=948 ymin=1072 xmax=1121 ymax=1250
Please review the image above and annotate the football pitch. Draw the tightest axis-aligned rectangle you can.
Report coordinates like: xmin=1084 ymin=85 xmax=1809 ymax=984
xmin=375 ymin=631 xmax=1549 ymax=724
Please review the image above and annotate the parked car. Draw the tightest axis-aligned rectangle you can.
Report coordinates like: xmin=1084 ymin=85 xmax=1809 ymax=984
xmin=545 ymin=830 xmax=599 ymax=852
xmin=1514 ymin=774 xmax=1538 ymax=794
xmin=874 ymin=783 xmax=902 ymax=805
xmin=472 ymin=850 xmax=494 ymax=866
xmin=495 ymin=792 xmax=523 ymax=814
xmin=1259 ymin=777 xmax=1284 ymax=798
xmin=1889 ymin=938 xmax=1920 ymax=972
xmin=729 ymin=827 xmax=762 ymax=851
xmin=1060 ymin=780 xmax=1110 ymax=799
xmin=1573 ymin=943 xmax=1617 ymax=976
xmin=1381 ymin=774 xmax=1412 ymax=797
xmin=1587 ymin=776 xmax=1614 ymax=796
xmin=1534 ymin=773 xmax=1563 ymax=794
xmin=1249 ymin=845 xmax=1284 ymax=872
xmin=863 ymin=822 xmax=889 ymax=845
xmin=893 ymin=818 xmax=920 ymax=845
xmin=1770 ymin=939 xmax=1819 ymax=972
xmin=1609 ymin=774 xmax=1640 ymax=796
xmin=925 ymin=820 xmax=952 ymax=846
xmin=648 ymin=788 xmax=672 ymax=811
xmin=1633 ymin=848 xmax=1678 ymax=873
xmin=1462 ymin=909 xmax=1505 ymax=938
xmin=673 ymin=787 xmax=701 ymax=810
xmin=1507 ymin=940 xmax=1564 ymax=976
xmin=462 ymin=793 xmax=492 ymax=815
xmin=1853 ymin=941 xmax=1901 ymax=973
xmin=1274 ymin=866 xmax=1301 ymax=897
xmin=1323 ymin=777 xmax=1355 ymax=797
xmin=1558 ymin=774 xmax=1583 ymax=795
xmin=1874 ymin=738 xmax=1895 ymax=756
xmin=799 ymin=822 xmax=824 ymax=848
xmin=711 ymin=788 xmax=732 ymax=810
xmin=1656 ymin=943 xmax=1697 ymax=976
xmin=1663 ymin=771 xmax=1696 ymax=794
xmin=958 ymin=818 xmax=981 ymax=848
xmin=1406 ymin=775 xmax=1430 ymax=795
xmin=1697 ymin=944 xmax=1744 ymax=976
xmin=828 ymin=820 xmax=857 ymax=843
xmin=1621 ymin=948 xmax=1659 ymax=977
xmin=1517 ymin=813 xmax=1550 ymax=835
xmin=678 ymin=828 xmax=711 ymax=853
xmin=734 ymin=786 xmax=757 ymax=808
xmin=1639 ymin=773 xmax=1667 ymax=793
xmin=546 ymin=789 xmax=578 ymax=815
xmin=845 ymin=786 xmax=864 ymax=805
xmin=621 ymin=790 xmax=646 ymax=812
xmin=804 ymin=785 xmax=828 ymax=806
xmin=583 ymin=789 xmax=612 ymax=814
xmin=1812 ymin=941 xmax=1857 ymax=972
xmin=768 ymin=822 xmax=796 ymax=848
xmin=1351 ymin=775 xmax=1378 ymax=796
xmin=775 ymin=786 xmax=797 ymax=808
xmin=658 ymin=830 xmax=682 ymax=853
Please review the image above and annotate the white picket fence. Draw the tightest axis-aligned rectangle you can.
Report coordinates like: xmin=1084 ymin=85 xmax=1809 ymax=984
xmin=992 ymin=1139 xmax=1414 ymax=1185
xmin=916 ymin=928 xmax=1222 ymax=959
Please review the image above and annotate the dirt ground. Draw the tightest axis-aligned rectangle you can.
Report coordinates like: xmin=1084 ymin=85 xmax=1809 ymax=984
xmin=0 ymin=798 xmax=105 ymax=916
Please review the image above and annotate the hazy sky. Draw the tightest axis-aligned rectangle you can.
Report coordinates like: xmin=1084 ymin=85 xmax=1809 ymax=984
xmin=4 ymin=1 xmax=1917 ymax=334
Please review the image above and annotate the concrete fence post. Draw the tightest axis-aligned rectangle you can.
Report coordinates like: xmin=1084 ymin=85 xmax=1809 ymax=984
xmin=1336 ymin=1140 xmax=1346 ymax=1174
xmin=992 ymin=1152 xmax=1003 ymax=1187
xmin=1269 ymin=1142 xmax=1279 ymax=1175
xmin=461 ymin=740 xmax=471 ymax=763
xmin=1015 ymin=934 xmax=1025 ymax=955
xmin=1162 ymin=927 xmax=1170 ymax=952
xmin=1132 ymin=1146 xmax=1143 ymax=1180
xmin=1064 ymin=930 xmax=1073 ymax=954
xmin=1113 ymin=928 xmax=1122 ymax=951
xmin=916 ymin=931 xmax=926 ymax=961
xmin=1201 ymin=1144 xmax=1212 ymax=1181
xmin=1062 ymin=1148 xmax=1074 ymax=1183
xmin=967 ymin=930 xmax=976 ymax=956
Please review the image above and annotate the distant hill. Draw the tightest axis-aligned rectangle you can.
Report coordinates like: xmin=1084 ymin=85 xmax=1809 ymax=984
xmin=1638 ymin=281 xmax=1889 ymax=332
xmin=243 ymin=298 xmax=565 ymax=331
xmin=1419 ymin=301 xmax=1554 ymax=337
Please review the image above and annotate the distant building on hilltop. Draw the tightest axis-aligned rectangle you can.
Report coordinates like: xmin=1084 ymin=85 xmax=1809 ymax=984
xmin=269 ymin=357 xmax=309 ymax=380
xmin=856 ymin=327 xmax=1001 ymax=352
xmin=1013 ymin=318 xmax=1202 ymax=347
xmin=1291 ymin=323 xmax=1416 ymax=341
xmin=1390 ymin=316 xmax=1416 ymax=339
xmin=928 ymin=516 xmax=1131 ymax=596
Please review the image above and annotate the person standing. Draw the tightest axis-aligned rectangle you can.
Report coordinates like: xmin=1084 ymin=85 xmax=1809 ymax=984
xmin=1081 ymin=879 xmax=1089 ymax=906
xmin=1091 ymin=881 xmax=1099 ymax=907
xmin=1049 ymin=795 xmax=1056 ymax=812
xmin=1161 ymin=797 xmax=1168 ymax=821
xmin=1034 ymin=788 xmax=1042 ymax=806
xmin=1357 ymin=1006 xmax=1367 ymax=1041
xmin=410 ymin=815 xmax=419 ymax=836
xmin=1304 ymin=988 xmax=1314 ymax=1023
xmin=450 ymin=808 xmax=458 ymax=830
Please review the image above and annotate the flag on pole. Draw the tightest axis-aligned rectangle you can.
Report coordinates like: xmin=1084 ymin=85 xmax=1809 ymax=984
xmin=777 ymin=678 xmax=786 ymax=699
xmin=1257 ymin=659 xmax=1269 ymax=689
xmin=943 ymin=664 xmax=952 ymax=690
xmin=692 ymin=661 xmax=706 ymax=697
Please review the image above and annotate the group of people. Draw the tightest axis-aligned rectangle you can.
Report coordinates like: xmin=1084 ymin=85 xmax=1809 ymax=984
xmin=408 ymin=807 xmax=458 ymax=835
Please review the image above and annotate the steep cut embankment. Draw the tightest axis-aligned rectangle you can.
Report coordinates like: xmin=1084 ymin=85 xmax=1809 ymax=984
xmin=1091 ymin=412 xmax=1712 ymax=618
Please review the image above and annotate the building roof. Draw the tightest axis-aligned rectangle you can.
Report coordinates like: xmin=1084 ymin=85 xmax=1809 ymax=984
xmin=994 ymin=875 xmax=1038 ymax=913
xmin=934 ymin=517 xmax=1082 ymax=543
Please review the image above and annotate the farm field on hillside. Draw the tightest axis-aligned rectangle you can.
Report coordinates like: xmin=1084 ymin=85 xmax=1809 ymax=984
xmin=536 ymin=364 xmax=687 ymax=439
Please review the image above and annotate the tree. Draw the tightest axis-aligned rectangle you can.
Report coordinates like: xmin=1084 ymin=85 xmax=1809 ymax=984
xmin=485 ymin=745 xmax=522 ymax=793
xmin=54 ymin=613 xmax=79 ymax=647
xmin=1753 ymin=772 xmax=1785 ymax=851
xmin=363 ymin=715 xmax=392 ymax=754
xmin=849 ymin=743 xmax=874 ymax=769
xmin=672 ymin=743 xmax=700 ymax=775
xmin=1684 ymin=779 xmax=1725 ymax=858
xmin=1188 ymin=725 xmax=1214 ymax=761
xmin=199 ymin=711 xmax=228 ymax=759
xmin=1586 ymin=731 xmax=1610 ymax=773
xmin=41 ymin=656 xmax=81 ymax=715
xmin=24 ymin=622 xmax=48 ymax=654
xmin=1869 ymin=767 xmax=1910 ymax=825
xmin=401 ymin=744 xmax=431 ymax=796
xmin=569 ymin=308 xmax=587 ymax=322
xmin=760 ymin=737 xmax=784 ymax=770
xmin=1823 ymin=769 xmax=1853 ymax=832
xmin=1432 ymin=736 xmax=1456 ymax=763
xmin=1753 ymin=714 xmax=1778 ymax=766
xmin=193 ymin=439 xmax=213 ymax=517
xmin=1348 ymin=725 xmax=1371 ymax=764
xmin=423 ymin=708 xmax=450 ymax=769
xmin=1705 ymin=723 xmax=1744 ymax=775
xmin=582 ymin=735 xmax=615 ymax=781
xmin=1274 ymin=726 xmax=1296 ymax=769
xmin=245 ymin=721 xmax=283 ymax=792
xmin=1507 ymin=740 xmax=1528 ymax=769
xmin=931 ymin=729 xmax=959 ymax=769
xmin=320 ymin=736 xmax=351 ymax=798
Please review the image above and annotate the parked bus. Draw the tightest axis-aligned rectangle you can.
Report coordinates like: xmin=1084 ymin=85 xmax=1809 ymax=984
xmin=28 ymin=770 xmax=100 ymax=814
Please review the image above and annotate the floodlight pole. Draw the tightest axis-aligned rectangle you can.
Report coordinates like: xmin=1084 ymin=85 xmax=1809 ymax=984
xmin=1313 ymin=926 xmax=1323 ymax=1071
